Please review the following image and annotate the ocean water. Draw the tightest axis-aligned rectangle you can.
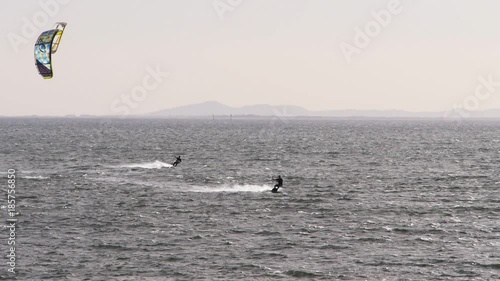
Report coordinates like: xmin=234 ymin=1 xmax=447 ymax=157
xmin=1 ymin=118 xmax=500 ymax=280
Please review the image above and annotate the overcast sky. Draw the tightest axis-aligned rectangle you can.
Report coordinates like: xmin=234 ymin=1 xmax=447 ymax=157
xmin=2 ymin=0 xmax=500 ymax=116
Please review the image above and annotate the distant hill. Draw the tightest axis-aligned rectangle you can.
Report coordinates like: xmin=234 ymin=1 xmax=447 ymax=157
xmin=149 ymin=101 xmax=309 ymax=117
xmin=148 ymin=101 xmax=500 ymax=118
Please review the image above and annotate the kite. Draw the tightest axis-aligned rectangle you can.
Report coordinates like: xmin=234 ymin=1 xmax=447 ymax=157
xmin=34 ymin=22 xmax=67 ymax=79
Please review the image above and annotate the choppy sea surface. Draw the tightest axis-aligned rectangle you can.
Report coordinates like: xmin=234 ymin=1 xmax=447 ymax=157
xmin=1 ymin=118 xmax=500 ymax=280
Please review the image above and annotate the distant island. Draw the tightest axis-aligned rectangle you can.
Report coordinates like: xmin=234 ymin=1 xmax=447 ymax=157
xmin=3 ymin=101 xmax=499 ymax=119
xmin=148 ymin=101 xmax=500 ymax=119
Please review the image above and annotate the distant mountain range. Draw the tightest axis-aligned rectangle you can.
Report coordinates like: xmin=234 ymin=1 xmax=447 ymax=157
xmin=148 ymin=101 xmax=500 ymax=119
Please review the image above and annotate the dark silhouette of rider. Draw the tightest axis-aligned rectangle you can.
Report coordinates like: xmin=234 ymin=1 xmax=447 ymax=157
xmin=172 ymin=156 xmax=182 ymax=167
xmin=272 ymin=175 xmax=283 ymax=192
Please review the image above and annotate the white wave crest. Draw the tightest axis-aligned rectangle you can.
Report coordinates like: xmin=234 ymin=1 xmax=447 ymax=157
xmin=120 ymin=160 xmax=172 ymax=169
xmin=190 ymin=184 xmax=272 ymax=193
xmin=23 ymin=175 xmax=50 ymax=180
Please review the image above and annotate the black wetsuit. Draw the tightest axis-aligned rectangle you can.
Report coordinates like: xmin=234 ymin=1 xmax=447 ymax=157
xmin=172 ymin=157 xmax=181 ymax=167
xmin=272 ymin=177 xmax=283 ymax=192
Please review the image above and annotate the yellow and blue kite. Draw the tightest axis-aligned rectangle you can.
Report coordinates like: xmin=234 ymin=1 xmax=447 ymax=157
xmin=34 ymin=22 xmax=67 ymax=79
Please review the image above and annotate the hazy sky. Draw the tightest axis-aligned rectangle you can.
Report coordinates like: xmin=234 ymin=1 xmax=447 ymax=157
xmin=2 ymin=0 xmax=500 ymax=116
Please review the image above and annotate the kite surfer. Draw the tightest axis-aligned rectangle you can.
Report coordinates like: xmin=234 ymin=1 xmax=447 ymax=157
xmin=272 ymin=175 xmax=283 ymax=193
xmin=172 ymin=156 xmax=182 ymax=167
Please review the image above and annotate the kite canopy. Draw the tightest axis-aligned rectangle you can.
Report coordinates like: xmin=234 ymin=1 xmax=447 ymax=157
xmin=34 ymin=22 xmax=67 ymax=79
